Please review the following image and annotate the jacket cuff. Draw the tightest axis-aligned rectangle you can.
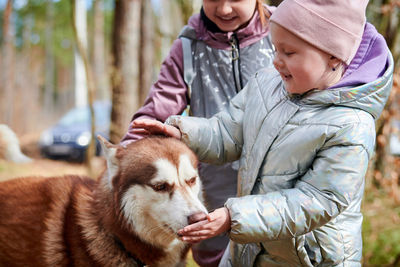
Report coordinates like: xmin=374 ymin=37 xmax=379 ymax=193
xmin=165 ymin=115 xmax=188 ymax=142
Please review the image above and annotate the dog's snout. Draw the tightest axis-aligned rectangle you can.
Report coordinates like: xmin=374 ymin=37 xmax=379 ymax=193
xmin=187 ymin=212 xmax=207 ymax=225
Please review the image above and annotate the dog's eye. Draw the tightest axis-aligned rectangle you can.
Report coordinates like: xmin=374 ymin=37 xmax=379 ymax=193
xmin=186 ymin=177 xmax=197 ymax=187
xmin=152 ymin=183 xmax=170 ymax=192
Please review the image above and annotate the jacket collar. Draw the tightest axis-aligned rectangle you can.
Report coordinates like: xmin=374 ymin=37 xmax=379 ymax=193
xmin=331 ymin=23 xmax=389 ymax=89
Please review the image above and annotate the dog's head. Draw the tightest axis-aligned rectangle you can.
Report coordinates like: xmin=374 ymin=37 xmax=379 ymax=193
xmin=98 ymin=136 xmax=207 ymax=245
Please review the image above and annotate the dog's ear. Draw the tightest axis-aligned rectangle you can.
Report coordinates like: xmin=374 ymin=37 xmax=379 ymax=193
xmin=97 ymin=135 xmax=115 ymax=152
xmin=97 ymin=135 xmax=118 ymax=188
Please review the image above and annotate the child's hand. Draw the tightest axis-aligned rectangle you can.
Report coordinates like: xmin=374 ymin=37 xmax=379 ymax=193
xmin=131 ymin=119 xmax=181 ymax=139
xmin=178 ymin=207 xmax=231 ymax=243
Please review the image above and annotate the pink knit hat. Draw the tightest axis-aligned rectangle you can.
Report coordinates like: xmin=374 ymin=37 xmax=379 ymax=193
xmin=270 ymin=0 xmax=368 ymax=65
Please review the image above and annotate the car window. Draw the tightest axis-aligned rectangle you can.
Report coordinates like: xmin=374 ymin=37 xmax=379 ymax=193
xmin=58 ymin=103 xmax=110 ymax=126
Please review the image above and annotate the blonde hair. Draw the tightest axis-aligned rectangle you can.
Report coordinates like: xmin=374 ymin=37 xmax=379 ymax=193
xmin=257 ymin=0 xmax=270 ymax=27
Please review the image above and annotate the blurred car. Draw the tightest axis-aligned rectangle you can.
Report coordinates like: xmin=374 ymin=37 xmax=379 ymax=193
xmin=39 ymin=101 xmax=111 ymax=161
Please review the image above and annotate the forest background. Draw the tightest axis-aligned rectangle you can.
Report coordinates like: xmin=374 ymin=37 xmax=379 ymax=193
xmin=0 ymin=0 xmax=400 ymax=266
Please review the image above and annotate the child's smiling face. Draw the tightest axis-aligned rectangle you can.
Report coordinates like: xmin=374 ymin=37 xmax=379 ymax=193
xmin=203 ymin=0 xmax=257 ymax=32
xmin=270 ymin=22 xmax=341 ymax=95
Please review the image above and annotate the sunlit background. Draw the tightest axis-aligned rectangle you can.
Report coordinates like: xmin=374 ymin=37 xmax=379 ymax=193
xmin=0 ymin=1 xmax=399 ymax=266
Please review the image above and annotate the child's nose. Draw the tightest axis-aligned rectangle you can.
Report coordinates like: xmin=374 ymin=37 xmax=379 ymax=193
xmin=273 ymin=54 xmax=283 ymax=69
xmin=216 ymin=1 xmax=233 ymax=15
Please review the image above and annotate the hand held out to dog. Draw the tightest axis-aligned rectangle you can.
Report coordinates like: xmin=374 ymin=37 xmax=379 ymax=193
xmin=131 ymin=119 xmax=181 ymax=139
xmin=178 ymin=207 xmax=231 ymax=243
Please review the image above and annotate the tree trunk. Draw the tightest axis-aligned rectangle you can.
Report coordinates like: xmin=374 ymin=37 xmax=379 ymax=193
xmin=159 ymin=0 xmax=183 ymax=60
xmin=92 ymin=0 xmax=109 ymax=101
xmin=139 ymin=0 xmax=154 ymax=105
xmin=368 ymin=0 xmax=399 ymax=186
xmin=18 ymin=15 xmax=34 ymax=133
xmin=74 ymin=0 xmax=88 ymax=108
xmin=72 ymin=0 xmax=96 ymax=173
xmin=110 ymin=0 xmax=141 ymax=144
xmin=1 ymin=0 xmax=15 ymax=125
xmin=175 ymin=0 xmax=194 ymax=25
xmin=43 ymin=0 xmax=55 ymax=116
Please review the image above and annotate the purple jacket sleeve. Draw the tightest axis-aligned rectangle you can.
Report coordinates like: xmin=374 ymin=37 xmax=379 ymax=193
xmin=120 ymin=38 xmax=188 ymax=145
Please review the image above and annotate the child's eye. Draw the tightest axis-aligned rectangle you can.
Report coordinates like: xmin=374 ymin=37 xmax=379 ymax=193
xmin=284 ymin=51 xmax=295 ymax=56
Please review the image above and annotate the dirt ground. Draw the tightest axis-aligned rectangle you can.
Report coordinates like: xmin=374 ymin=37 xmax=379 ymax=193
xmin=0 ymin=137 xmax=106 ymax=182
xmin=0 ymin=157 xmax=106 ymax=182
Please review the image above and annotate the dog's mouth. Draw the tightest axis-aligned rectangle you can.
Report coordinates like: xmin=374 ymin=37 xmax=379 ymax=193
xmin=163 ymin=223 xmax=181 ymax=237
xmin=164 ymin=223 xmax=190 ymax=241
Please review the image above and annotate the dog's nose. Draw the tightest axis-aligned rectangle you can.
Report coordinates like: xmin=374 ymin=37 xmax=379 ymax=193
xmin=187 ymin=212 xmax=207 ymax=225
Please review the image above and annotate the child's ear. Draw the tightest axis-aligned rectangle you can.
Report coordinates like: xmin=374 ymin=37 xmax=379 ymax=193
xmin=329 ymin=56 xmax=342 ymax=70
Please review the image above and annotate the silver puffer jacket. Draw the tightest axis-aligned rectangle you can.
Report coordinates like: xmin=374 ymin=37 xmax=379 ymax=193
xmin=166 ymin=51 xmax=393 ymax=266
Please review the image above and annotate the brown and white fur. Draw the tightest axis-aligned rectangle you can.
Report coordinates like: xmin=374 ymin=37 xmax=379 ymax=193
xmin=0 ymin=136 xmax=207 ymax=266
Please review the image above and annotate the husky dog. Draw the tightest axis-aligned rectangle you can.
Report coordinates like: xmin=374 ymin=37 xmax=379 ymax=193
xmin=0 ymin=124 xmax=32 ymax=163
xmin=0 ymin=136 xmax=207 ymax=266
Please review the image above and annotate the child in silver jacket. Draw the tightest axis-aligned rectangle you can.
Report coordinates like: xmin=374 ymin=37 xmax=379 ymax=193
xmin=132 ymin=0 xmax=393 ymax=265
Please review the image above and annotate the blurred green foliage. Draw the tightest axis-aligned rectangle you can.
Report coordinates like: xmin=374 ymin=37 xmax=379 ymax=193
xmin=363 ymin=218 xmax=400 ymax=266
xmin=0 ymin=0 xmax=115 ymax=66
xmin=362 ymin=187 xmax=400 ymax=266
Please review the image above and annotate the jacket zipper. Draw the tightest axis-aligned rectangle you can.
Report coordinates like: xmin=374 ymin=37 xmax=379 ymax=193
xmin=230 ymin=34 xmax=243 ymax=92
